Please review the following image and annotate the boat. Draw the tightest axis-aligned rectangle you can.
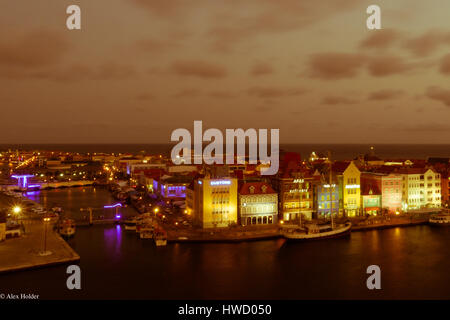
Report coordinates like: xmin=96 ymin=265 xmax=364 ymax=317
xmin=280 ymin=222 xmax=352 ymax=241
xmin=154 ymin=228 xmax=167 ymax=246
xmin=140 ymin=226 xmax=154 ymax=239
xmin=57 ymin=218 xmax=76 ymax=238
xmin=429 ymin=213 xmax=450 ymax=226
xmin=123 ymin=218 xmax=138 ymax=231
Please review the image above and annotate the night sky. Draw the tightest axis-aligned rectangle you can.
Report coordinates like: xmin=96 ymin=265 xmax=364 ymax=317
xmin=1 ymin=0 xmax=450 ymax=144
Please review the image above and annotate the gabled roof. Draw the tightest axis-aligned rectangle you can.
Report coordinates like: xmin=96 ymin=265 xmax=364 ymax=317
xmin=239 ymin=182 xmax=276 ymax=195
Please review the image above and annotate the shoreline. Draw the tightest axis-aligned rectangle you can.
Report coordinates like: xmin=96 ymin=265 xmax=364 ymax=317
xmin=0 ymin=220 xmax=80 ymax=274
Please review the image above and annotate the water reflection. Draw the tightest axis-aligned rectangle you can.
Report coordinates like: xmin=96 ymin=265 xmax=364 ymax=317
xmin=7 ymin=187 xmax=450 ymax=299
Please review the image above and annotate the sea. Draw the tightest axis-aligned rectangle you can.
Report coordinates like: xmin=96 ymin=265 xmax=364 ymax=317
xmin=0 ymin=144 xmax=449 ymax=160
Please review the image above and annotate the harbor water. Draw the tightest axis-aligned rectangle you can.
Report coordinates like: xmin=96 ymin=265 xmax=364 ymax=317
xmin=2 ymin=187 xmax=450 ymax=299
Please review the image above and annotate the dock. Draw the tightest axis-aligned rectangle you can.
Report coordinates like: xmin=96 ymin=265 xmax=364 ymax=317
xmin=351 ymin=218 xmax=428 ymax=231
xmin=0 ymin=219 xmax=80 ymax=274
xmin=166 ymin=225 xmax=281 ymax=243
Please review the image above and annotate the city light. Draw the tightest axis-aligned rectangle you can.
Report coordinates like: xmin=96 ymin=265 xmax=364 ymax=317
xmin=12 ymin=206 xmax=22 ymax=214
xmin=210 ymin=180 xmax=231 ymax=186
xmin=104 ymin=203 xmax=122 ymax=209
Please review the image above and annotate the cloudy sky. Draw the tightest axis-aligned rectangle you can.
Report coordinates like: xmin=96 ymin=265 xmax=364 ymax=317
xmin=1 ymin=0 xmax=450 ymax=144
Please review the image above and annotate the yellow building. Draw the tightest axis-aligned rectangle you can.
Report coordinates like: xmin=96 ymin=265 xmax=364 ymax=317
xmin=343 ymin=161 xmax=361 ymax=217
xmin=189 ymin=177 xmax=238 ymax=228
xmin=0 ymin=223 xmax=5 ymax=242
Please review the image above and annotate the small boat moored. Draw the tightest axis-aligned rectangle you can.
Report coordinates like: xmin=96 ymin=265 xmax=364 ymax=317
xmin=154 ymin=228 xmax=167 ymax=246
xmin=57 ymin=218 xmax=76 ymax=238
xmin=281 ymin=222 xmax=352 ymax=241
xmin=429 ymin=213 xmax=450 ymax=226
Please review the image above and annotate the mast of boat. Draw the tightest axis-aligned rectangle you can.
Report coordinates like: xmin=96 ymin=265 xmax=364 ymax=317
xmin=329 ymin=151 xmax=335 ymax=230
xmin=298 ymin=172 xmax=302 ymax=227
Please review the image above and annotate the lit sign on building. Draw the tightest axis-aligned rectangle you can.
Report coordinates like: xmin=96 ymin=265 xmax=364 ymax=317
xmin=345 ymin=184 xmax=360 ymax=189
xmin=210 ymin=180 xmax=231 ymax=186
xmin=293 ymin=179 xmax=304 ymax=183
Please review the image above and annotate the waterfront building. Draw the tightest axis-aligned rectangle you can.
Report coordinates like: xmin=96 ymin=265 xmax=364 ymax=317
xmin=273 ymin=171 xmax=315 ymax=221
xmin=399 ymin=167 xmax=441 ymax=210
xmin=380 ymin=173 xmax=403 ymax=213
xmin=153 ymin=175 xmax=193 ymax=201
xmin=441 ymin=173 xmax=449 ymax=208
xmin=238 ymin=182 xmax=278 ymax=226
xmin=316 ymin=181 xmax=339 ymax=217
xmin=360 ymin=174 xmax=382 ymax=215
xmin=0 ymin=210 xmax=5 ymax=241
xmin=342 ymin=161 xmax=362 ymax=217
xmin=189 ymin=177 xmax=238 ymax=228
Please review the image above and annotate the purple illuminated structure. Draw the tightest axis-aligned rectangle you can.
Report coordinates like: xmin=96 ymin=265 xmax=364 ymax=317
xmin=104 ymin=203 xmax=123 ymax=209
xmin=11 ymin=174 xmax=35 ymax=189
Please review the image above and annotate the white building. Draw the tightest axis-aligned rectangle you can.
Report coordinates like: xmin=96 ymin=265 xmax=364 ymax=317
xmin=400 ymin=167 xmax=441 ymax=210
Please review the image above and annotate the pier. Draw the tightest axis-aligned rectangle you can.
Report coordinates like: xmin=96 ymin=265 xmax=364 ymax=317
xmin=166 ymin=225 xmax=281 ymax=243
xmin=0 ymin=219 xmax=80 ymax=274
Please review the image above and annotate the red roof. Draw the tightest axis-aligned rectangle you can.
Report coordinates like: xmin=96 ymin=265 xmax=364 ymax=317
xmin=239 ymin=182 xmax=276 ymax=195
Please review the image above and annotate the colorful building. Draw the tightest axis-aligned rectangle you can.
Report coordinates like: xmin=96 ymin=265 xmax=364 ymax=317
xmin=399 ymin=167 xmax=441 ymax=210
xmin=0 ymin=210 xmax=6 ymax=242
xmin=381 ymin=173 xmax=403 ymax=213
xmin=153 ymin=175 xmax=193 ymax=200
xmin=441 ymin=173 xmax=449 ymax=208
xmin=189 ymin=177 xmax=238 ymax=228
xmin=360 ymin=174 xmax=382 ymax=215
xmin=316 ymin=182 xmax=339 ymax=217
xmin=274 ymin=171 xmax=315 ymax=221
xmin=342 ymin=161 xmax=361 ymax=217
xmin=239 ymin=182 xmax=278 ymax=226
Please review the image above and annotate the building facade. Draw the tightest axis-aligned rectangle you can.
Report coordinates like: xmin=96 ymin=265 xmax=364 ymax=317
xmin=316 ymin=183 xmax=339 ymax=217
xmin=239 ymin=182 xmax=278 ymax=226
xmin=400 ymin=168 xmax=441 ymax=210
xmin=381 ymin=173 xmax=403 ymax=213
xmin=343 ymin=162 xmax=361 ymax=217
xmin=274 ymin=172 xmax=314 ymax=221
xmin=189 ymin=178 xmax=238 ymax=228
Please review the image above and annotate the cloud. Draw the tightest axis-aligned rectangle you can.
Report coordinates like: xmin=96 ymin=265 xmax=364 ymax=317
xmin=397 ymin=123 xmax=450 ymax=132
xmin=135 ymin=93 xmax=156 ymax=101
xmin=247 ymin=86 xmax=306 ymax=98
xmin=425 ymin=86 xmax=450 ymax=107
xmin=308 ymin=53 xmax=366 ymax=80
xmin=322 ymin=95 xmax=357 ymax=105
xmin=250 ymin=62 xmax=274 ymax=76
xmin=366 ymin=55 xmax=414 ymax=77
xmin=135 ymin=38 xmax=180 ymax=54
xmin=208 ymin=91 xmax=236 ymax=99
xmin=359 ymin=29 xmax=402 ymax=50
xmin=0 ymin=62 xmax=136 ymax=82
xmin=132 ymin=0 xmax=360 ymax=52
xmin=439 ymin=54 xmax=450 ymax=75
xmin=172 ymin=88 xmax=202 ymax=98
xmin=170 ymin=60 xmax=227 ymax=79
xmin=403 ymin=30 xmax=450 ymax=57
xmin=368 ymin=89 xmax=404 ymax=101
xmin=0 ymin=29 xmax=69 ymax=68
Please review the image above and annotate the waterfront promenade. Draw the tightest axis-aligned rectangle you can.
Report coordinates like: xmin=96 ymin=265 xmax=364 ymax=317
xmin=166 ymin=224 xmax=281 ymax=242
xmin=0 ymin=219 xmax=80 ymax=274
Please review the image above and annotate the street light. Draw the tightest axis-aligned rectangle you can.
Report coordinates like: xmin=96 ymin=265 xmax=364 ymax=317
xmin=39 ymin=217 xmax=52 ymax=256
xmin=12 ymin=206 xmax=22 ymax=215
